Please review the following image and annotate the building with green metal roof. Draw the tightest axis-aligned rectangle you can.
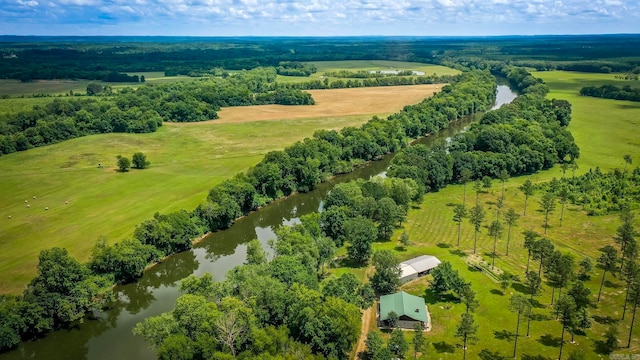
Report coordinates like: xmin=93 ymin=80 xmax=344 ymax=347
xmin=378 ymin=291 xmax=429 ymax=329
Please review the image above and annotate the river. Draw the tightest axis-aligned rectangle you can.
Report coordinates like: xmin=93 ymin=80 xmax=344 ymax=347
xmin=0 ymin=85 xmax=516 ymax=360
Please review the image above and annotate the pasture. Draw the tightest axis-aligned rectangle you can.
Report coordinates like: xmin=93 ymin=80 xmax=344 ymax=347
xmin=345 ymin=70 xmax=640 ymax=359
xmin=276 ymin=60 xmax=460 ymax=83
xmin=535 ymin=71 xmax=640 ymax=171
xmin=0 ymin=72 xmax=193 ymax=98
xmin=0 ymin=84 xmax=440 ymax=295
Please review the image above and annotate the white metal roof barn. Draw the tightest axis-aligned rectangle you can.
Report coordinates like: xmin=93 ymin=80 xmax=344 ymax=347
xmin=399 ymin=255 xmax=441 ymax=283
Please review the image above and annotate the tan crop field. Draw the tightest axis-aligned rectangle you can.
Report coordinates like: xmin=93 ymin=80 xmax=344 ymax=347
xmin=180 ymin=85 xmax=441 ymax=124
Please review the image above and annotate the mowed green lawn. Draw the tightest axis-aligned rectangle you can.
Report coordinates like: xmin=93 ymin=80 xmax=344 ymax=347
xmin=337 ymin=71 xmax=640 ymax=359
xmin=276 ymin=60 xmax=460 ymax=83
xmin=0 ymin=114 xmax=373 ymax=294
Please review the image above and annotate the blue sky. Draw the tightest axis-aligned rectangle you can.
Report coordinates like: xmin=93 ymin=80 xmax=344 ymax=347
xmin=1 ymin=0 xmax=638 ymax=36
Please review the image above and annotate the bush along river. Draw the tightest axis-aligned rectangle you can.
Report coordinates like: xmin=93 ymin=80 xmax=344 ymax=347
xmin=0 ymin=84 xmax=517 ymax=360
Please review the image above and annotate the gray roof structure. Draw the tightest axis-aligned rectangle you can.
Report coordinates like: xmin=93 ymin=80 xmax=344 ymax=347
xmin=401 ymin=255 xmax=441 ymax=274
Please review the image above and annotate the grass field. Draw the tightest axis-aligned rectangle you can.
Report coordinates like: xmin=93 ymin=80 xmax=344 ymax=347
xmin=335 ymin=71 xmax=640 ymax=359
xmin=276 ymin=60 xmax=460 ymax=84
xmin=0 ymin=73 xmax=193 ymax=98
xmin=535 ymin=71 xmax=640 ymax=171
xmin=0 ymin=97 xmax=58 ymax=115
xmin=0 ymin=84 xmax=439 ymax=295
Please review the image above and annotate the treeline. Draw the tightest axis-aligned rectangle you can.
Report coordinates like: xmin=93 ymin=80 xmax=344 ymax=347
xmin=580 ymin=84 xmax=640 ymax=102
xmin=539 ymin=166 xmax=640 ymax=216
xmin=323 ymin=69 xmax=419 ymax=78
xmin=506 ymin=60 xmax=640 ymax=74
xmin=3 ymin=35 xmax=640 ymax=81
xmin=614 ymin=73 xmax=640 ymax=81
xmin=0 ymin=68 xmax=318 ymax=155
xmin=101 ymin=72 xmax=144 ymax=83
xmin=387 ymin=68 xmax=577 ymax=195
xmin=0 ymin=70 xmax=496 ymax=352
xmin=275 ymin=61 xmax=317 ymax=76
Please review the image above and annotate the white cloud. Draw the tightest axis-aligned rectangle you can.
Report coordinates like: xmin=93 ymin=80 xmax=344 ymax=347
xmin=0 ymin=0 xmax=638 ymax=35
xmin=17 ymin=0 xmax=38 ymax=6
xmin=56 ymin=0 xmax=98 ymax=5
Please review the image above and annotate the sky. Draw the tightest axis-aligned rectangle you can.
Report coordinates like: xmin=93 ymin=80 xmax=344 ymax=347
xmin=0 ymin=0 xmax=639 ymax=36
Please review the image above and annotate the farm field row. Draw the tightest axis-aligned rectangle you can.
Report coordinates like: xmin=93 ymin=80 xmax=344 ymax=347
xmin=0 ymin=83 xmax=440 ymax=295
xmin=347 ymin=71 xmax=640 ymax=359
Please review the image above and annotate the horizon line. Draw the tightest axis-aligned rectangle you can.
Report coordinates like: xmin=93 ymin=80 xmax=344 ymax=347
xmin=1 ymin=33 xmax=640 ymax=39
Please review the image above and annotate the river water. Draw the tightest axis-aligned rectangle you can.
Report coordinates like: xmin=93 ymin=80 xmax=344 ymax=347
xmin=0 ymin=85 xmax=516 ymax=360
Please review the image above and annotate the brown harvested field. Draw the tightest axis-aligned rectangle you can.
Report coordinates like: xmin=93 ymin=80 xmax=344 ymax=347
xmin=185 ymin=84 xmax=441 ymax=124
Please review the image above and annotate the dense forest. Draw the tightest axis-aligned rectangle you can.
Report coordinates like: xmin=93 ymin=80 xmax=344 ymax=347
xmin=2 ymin=35 xmax=640 ymax=82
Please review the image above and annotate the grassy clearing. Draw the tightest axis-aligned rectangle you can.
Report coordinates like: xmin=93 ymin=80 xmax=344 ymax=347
xmin=0 ymin=84 xmax=440 ymax=295
xmin=276 ymin=60 xmax=460 ymax=84
xmin=535 ymin=71 xmax=640 ymax=171
xmin=0 ymin=116 xmax=367 ymax=294
xmin=352 ymin=176 xmax=638 ymax=359
xmin=310 ymin=60 xmax=460 ymax=74
xmin=0 ymin=97 xmax=58 ymax=115
xmin=335 ymin=70 xmax=640 ymax=359
xmin=0 ymin=73 xmax=193 ymax=98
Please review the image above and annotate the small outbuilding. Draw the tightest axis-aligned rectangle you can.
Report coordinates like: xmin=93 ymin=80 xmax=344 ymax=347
xmin=399 ymin=255 xmax=441 ymax=283
xmin=378 ymin=291 xmax=429 ymax=329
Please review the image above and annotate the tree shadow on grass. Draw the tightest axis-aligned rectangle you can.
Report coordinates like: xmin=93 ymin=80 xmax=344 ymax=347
xmin=490 ymin=289 xmax=505 ymax=296
xmin=616 ymin=102 xmax=640 ymax=110
xmin=394 ymin=246 xmax=407 ymax=252
xmin=604 ymin=279 xmax=622 ymax=289
xmin=530 ymin=312 xmax=552 ymax=321
xmin=449 ymin=249 xmax=466 ymax=257
xmin=593 ymin=315 xmax=619 ymax=325
xmin=593 ymin=339 xmax=615 ymax=355
xmin=432 ymin=341 xmax=456 ymax=353
xmin=530 ymin=298 xmax=546 ymax=309
xmin=494 ymin=329 xmax=515 ymax=341
xmin=467 ymin=265 xmax=481 ymax=273
xmin=512 ymin=283 xmax=530 ymax=295
xmin=538 ymin=333 xmax=561 ymax=347
xmin=479 ymin=349 xmax=508 ymax=360
xmin=437 ymin=242 xmax=452 ymax=249
xmin=335 ymin=257 xmax=366 ymax=269
xmin=424 ymin=288 xmax=459 ymax=305
xmin=522 ymin=355 xmax=553 ymax=360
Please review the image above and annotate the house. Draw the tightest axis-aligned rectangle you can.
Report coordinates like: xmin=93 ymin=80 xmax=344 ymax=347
xmin=399 ymin=255 xmax=441 ymax=283
xmin=378 ymin=291 xmax=429 ymax=329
